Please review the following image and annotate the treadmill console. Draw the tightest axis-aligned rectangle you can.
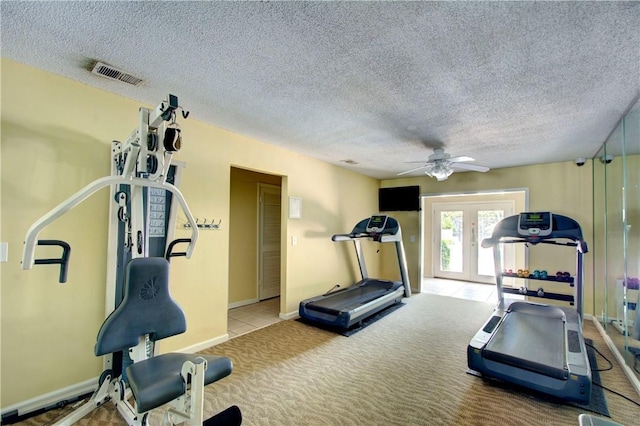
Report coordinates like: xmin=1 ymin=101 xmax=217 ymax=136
xmin=366 ymin=215 xmax=388 ymax=233
xmin=518 ymin=212 xmax=553 ymax=237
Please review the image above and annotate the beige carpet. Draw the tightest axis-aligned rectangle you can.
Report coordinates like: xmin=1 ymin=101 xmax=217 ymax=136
xmin=14 ymin=294 xmax=640 ymax=425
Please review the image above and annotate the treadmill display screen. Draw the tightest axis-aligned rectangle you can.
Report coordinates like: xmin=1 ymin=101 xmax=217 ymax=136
xmin=366 ymin=215 xmax=388 ymax=233
xmin=518 ymin=212 xmax=552 ymax=237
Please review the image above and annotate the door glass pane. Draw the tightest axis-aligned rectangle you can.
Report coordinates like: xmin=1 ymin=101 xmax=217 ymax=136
xmin=440 ymin=211 xmax=463 ymax=272
xmin=477 ymin=210 xmax=505 ymax=276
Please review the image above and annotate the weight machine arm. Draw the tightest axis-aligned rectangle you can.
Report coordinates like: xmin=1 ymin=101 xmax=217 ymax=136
xmin=22 ymin=176 xmax=199 ymax=277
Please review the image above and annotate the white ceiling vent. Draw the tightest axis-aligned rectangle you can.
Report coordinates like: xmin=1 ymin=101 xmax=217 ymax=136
xmin=90 ymin=61 xmax=143 ymax=86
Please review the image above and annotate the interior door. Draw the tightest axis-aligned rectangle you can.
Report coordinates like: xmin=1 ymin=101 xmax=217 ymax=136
xmin=258 ymin=184 xmax=281 ymax=300
xmin=434 ymin=201 xmax=514 ymax=284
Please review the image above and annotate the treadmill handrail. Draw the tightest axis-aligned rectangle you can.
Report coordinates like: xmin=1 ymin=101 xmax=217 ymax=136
xmin=331 ymin=216 xmax=411 ymax=298
xmin=483 ymin=236 xmax=588 ymax=252
xmin=482 ymin=213 xmax=588 ymax=254
xmin=332 ymin=232 xmax=396 ymax=241
xmin=332 ymin=234 xmax=353 ymax=242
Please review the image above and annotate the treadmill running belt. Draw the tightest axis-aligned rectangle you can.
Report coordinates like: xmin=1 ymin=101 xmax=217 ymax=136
xmin=483 ymin=310 xmax=568 ymax=380
xmin=306 ymin=280 xmax=399 ymax=315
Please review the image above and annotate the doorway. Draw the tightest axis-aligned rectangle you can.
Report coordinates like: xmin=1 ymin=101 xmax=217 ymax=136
xmin=228 ymin=168 xmax=282 ymax=309
xmin=433 ymin=201 xmax=514 ymax=284
xmin=421 ymin=190 xmax=527 ymax=291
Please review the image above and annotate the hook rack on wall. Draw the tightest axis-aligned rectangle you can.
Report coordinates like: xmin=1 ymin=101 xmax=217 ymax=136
xmin=184 ymin=218 xmax=222 ymax=230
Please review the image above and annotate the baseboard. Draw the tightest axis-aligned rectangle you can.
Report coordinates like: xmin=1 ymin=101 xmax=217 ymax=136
xmin=1 ymin=376 xmax=97 ymax=421
xmin=280 ymin=310 xmax=299 ymax=320
xmin=228 ymin=298 xmax=259 ymax=309
xmin=176 ymin=334 xmax=230 ymax=354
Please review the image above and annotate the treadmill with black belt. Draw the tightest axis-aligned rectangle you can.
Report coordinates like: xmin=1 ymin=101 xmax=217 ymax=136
xmin=467 ymin=212 xmax=592 ymax=403
xmin=299 ymin=215 xmax=411 ymax=329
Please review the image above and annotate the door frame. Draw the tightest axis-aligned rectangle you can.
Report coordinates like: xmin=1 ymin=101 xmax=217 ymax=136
xmin=228 ymin=167 xmax=285 ymax=313
xmin=420 ymin=188 xmax=528 ymax=292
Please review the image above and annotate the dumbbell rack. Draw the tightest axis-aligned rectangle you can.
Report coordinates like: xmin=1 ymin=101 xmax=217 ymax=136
xmin=500 ymin=272 xmax=576 ymax=304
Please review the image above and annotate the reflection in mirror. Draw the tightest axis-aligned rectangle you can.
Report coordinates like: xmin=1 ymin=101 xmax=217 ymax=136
xmin=593 ymin=96 xmax=640 ymax=381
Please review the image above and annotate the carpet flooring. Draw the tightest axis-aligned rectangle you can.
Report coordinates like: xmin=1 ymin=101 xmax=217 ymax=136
xmin=11 ymin=293 xmax=640 ymax=425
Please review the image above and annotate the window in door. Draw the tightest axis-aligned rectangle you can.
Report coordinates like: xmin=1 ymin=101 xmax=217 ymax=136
xmin=434 ymin=201 xmax=514 ymax=284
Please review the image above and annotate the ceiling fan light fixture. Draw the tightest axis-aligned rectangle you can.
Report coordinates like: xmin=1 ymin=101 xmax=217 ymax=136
xmin=397 ymin=148 xmax=488 ymax=179
xmin=425 ymin=162 xmax=453 ymax=181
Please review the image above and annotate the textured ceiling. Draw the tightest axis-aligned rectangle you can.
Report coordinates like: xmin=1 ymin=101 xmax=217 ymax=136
xmin=1 ymin=1 xmax=639 ymax=179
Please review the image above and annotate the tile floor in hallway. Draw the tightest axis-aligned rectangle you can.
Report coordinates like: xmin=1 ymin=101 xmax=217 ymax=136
xmin=227 ymin=297 xmax=281 ymax=339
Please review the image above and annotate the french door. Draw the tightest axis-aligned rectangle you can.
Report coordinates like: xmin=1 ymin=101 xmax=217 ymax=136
xmin=433 ymin=201 xmax=514 ymax=284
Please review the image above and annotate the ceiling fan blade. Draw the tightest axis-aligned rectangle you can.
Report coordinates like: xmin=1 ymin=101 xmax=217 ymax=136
xmin=448 ymin=155 xmax=474 ymax=163
xmin=397 ymin=164 xmax=429 ymax=176
xmin=451 ymin=162 xmax=490 ymax=172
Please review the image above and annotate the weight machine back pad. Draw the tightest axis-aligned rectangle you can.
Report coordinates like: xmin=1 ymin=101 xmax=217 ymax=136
xmin=95 ymin=257 xmax=186 ymax=355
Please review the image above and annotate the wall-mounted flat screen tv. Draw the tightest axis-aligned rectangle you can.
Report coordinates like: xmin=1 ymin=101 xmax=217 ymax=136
xmin=378 ymin=185 xmax=420 ymax=212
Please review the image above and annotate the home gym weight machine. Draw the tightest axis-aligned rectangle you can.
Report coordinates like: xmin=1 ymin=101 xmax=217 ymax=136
xmin=21 ymin=96 xmax=241 ymax=425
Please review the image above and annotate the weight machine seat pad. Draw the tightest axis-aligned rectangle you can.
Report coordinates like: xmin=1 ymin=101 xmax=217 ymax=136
xmin=127 ymin=353 xmax=233 ymax=413
xmin=95 ymin=257 xmax=187 ymax=356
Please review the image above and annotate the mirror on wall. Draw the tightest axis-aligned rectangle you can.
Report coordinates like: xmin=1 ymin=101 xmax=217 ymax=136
xmin=593 ymin=96 xmax=640 ymax=380
xmin=626 ymin=100 xmax=640 ymax=370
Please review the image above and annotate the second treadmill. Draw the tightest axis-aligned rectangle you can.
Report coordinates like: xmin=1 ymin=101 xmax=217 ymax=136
xmin=299 ymin=215 xmax=411 ymax=329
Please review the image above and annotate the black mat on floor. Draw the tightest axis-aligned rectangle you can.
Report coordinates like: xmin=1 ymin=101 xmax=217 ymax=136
xmin=571 ymin=338 xmax=609 ymax=417
xmin=297 ymin=302 xmax=405 ymax=336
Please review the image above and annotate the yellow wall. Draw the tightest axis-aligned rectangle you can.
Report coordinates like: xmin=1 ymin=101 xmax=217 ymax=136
xmin=0 ymin=59 xmax=381 ymax=407
xmin=382 ymin=161 xmax=595 ymax=312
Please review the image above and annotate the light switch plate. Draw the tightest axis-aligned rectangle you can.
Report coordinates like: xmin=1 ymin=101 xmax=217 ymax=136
xmin=0 ymin=242 xmax=8 ymax=262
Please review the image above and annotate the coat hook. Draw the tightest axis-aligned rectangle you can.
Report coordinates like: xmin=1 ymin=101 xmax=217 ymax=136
xmin=183 ymin=216 xmax=222 ymax=230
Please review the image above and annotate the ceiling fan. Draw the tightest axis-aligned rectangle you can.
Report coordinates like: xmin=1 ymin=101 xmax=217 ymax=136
xmin=397 ymin=148 xmax=490 ymax=181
